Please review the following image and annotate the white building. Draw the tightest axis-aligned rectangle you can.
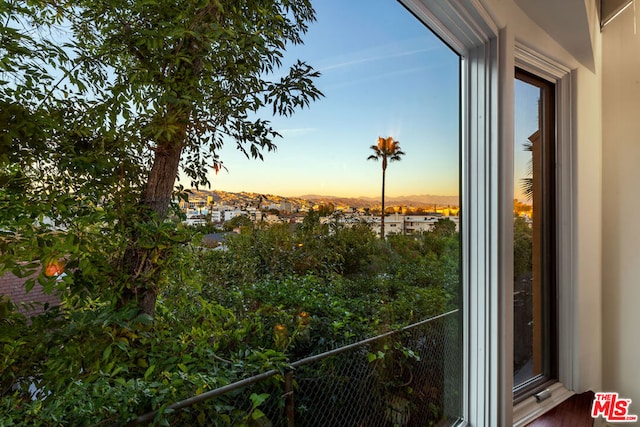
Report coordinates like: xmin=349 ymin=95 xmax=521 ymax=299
xmin=184 ymin=210 xmax=207 ymax=226
xmin=224 ymin=209 xmax=247 ymax=222
xmin=209 ymin=210 xmax=223 ymax=223
xmin=368 ymin=213 xmax=460 ymax=237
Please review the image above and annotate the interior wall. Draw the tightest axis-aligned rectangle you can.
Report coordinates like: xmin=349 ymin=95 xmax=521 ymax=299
xmin=572 ymin=50 xmax=603 ymax=394
xmin=602 ymin=4 xmax=640 ymax=410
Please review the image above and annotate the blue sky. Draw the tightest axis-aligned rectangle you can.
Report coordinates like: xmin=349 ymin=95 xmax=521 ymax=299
xmin=186 ymin=1 xmax=461 ymax=198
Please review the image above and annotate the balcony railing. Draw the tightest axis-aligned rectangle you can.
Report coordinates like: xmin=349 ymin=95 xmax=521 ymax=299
xmin=131 ymin=309 xmax=461 ymax=426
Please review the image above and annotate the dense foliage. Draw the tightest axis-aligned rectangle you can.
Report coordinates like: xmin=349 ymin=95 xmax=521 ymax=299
xmin=1 ymin=217 xmax=459 ymax=425
xmin=1 ymin=0 xmax=322 ymax=316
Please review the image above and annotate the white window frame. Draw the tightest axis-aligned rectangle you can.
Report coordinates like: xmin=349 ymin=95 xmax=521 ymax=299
xmin=399 ymin=1 xmax=577 ymax=425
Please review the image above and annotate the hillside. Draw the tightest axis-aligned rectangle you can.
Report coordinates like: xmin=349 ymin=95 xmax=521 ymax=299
xmin=187 ymin=189 xmax=458 ymax=209
xmin=299 ymin=194 xmax=459 ymax=208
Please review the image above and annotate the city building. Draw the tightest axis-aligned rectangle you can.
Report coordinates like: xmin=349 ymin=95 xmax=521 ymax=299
xmin=368 ymin=213 xmax=459 ymax=238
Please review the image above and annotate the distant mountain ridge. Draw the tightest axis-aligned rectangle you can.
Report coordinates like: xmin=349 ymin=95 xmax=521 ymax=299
xmin=187 ymin=189 xmax=458 ymax=209
xmin=299 ymin=194 xmax=459 ymax=208
xmin=187 ymin=189 xmax=315 ymax=209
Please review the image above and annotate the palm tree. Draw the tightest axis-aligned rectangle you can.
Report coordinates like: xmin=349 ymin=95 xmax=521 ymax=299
xmin=520 ymin=140 xmax=534 ymax=201
xmin=368 ymin=136 xmax=405 ymax=238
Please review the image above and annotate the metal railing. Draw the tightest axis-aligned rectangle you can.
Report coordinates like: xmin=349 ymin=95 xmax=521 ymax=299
xmin=133 ymin=309 xmax=461 ymax=426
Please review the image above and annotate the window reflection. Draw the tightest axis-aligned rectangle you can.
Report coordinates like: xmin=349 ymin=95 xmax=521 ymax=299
xmin=513 ymin=71 xmax=557 ymax=395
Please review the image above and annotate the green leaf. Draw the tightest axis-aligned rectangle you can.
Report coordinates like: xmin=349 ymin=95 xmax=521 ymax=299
xmin=249 ymin=392 xmax=269 ymax=408
xmin=102 ymin=345 xmax=112 ymax=361
xmin=252 ymin=408 xmax=266 ymax=420
xmin=144 ymin=364 xmax=156 ymax=380
xmin=197 ymin=410 xmax=206 ymax=426
xmin=24 ymin=278 xmax=35 ymax=293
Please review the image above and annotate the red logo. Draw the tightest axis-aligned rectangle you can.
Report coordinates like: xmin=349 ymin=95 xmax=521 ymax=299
xmin=591 ymin=392 xmax=638 ymax=422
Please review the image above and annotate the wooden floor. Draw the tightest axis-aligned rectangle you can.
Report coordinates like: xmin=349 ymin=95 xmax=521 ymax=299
xmin=526 ymin=391 xmax=595 ymax=427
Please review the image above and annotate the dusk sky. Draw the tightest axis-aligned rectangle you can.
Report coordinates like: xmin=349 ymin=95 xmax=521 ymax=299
xmin=514 ymin=79 xmax=540 ymax=202
xmin=180 ymin=1 xmax=461 ymax=199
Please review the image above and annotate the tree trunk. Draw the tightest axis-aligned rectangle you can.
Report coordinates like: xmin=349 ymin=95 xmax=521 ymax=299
xmin=144 ymin=140 xmax=184 ymax=218
xmin=119 ymin=37 xmax=202 ymax=317
xmin=381 ymin=165 xmax=386 ymax=239
xmin=119 ymin=113 xmax=187 ymax=316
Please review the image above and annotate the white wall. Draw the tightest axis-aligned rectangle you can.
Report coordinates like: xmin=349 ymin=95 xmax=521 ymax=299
xmin=602 ymin=4 xmax=640 ymax=409
xmin=572 ymin=53 xmax=603 ymax=394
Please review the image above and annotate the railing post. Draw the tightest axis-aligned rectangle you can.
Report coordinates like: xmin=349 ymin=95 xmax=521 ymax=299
xmin=285 ymin=370 xmax=294 ymax=427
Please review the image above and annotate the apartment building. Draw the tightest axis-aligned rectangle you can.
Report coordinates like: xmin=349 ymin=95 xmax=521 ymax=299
xmin=367 ymin=213 xmax=459 ymax=238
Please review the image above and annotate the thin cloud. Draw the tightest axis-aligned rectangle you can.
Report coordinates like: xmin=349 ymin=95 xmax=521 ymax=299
xmin=320 ymin=46 xmax=438 ymax=72
xmin=323 ymin=63 xmax=439 ymax=91
xmin=278 ymin=127 xmax=318 ymax=136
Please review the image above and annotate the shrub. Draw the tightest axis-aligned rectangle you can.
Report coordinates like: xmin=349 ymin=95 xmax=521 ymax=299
xmin=1 ymin=216 xmax=460 ymax=425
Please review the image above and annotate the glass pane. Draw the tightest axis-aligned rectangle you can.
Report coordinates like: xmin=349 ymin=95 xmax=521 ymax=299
xmin=513 ymin=78 xmax=543 ymax=388
xmin=179 ymin=2 xmax=463 ymax=424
